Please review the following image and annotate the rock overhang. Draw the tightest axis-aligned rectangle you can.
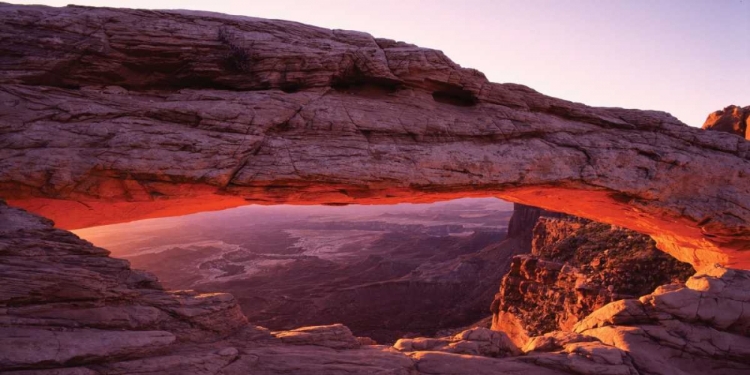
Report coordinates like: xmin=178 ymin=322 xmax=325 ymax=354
xmin=0 ymin=3 xmax=748 ymax=270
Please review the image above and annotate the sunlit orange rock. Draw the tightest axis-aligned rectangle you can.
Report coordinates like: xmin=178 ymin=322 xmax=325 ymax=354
xmin=703 ymin=105 xmax=750 ymax=140
xmin=0 ymin=3 xmax=748 ymax=272
xmin=490 ymin=223 xmax=694 ymax=348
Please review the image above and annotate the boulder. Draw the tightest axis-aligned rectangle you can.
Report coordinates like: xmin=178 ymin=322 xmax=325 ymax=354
xmin=273 ymin=324 xmax=360 ymax=349
xmin=394 ymin=327 xmax=518 ymax=357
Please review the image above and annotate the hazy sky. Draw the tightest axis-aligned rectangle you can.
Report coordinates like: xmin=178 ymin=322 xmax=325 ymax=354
xmin=11 ymin=0 xmax=750 ymax=127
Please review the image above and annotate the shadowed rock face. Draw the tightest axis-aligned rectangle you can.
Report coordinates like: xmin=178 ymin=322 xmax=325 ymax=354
xmin=703 ymin=105 xmax=749 ymax=140
xmin=0 ymin=4 xmax=748 ymax=269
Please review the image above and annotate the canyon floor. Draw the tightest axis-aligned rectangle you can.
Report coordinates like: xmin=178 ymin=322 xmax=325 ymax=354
xmin=75 ymin=198 xmax=514 ymax=343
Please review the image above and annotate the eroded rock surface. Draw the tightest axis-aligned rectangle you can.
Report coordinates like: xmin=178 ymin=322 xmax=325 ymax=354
xmin=0 ymin=4 xmax=748 ymax=270
xmin=490 ymin=217 xmax=694 ymax=346
xmin=0 ymin=201 xmax=260 ymax=371
xmin=570 ymin=265 xmax=750 ymax=374
xmin=505 ymin=266 xmax=750 ymax=375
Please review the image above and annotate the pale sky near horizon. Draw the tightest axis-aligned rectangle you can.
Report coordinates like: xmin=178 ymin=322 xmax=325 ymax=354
xmin=9 ymin=0 xmax=750 ymax=127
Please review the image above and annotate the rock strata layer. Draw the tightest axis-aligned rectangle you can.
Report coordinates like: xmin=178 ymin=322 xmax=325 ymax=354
xmin=0 ymin=4 xmax=748 ymax=269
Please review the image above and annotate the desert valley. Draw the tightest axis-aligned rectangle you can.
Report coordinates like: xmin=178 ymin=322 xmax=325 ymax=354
xmin=76 ymin=199 xmax=514 ymax=343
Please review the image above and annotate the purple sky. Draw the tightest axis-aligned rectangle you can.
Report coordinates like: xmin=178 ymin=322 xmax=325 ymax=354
xmin=13 ymin=0 xmax=750 ymax=126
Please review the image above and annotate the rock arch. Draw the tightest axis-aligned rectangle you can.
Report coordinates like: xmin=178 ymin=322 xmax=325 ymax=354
xmin=0 ymin=4 xmax=748 ymax=270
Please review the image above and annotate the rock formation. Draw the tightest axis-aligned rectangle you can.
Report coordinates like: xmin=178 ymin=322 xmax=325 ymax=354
xmin=491 ymin=217 xmax=695 ymax=346
xmin=571 ymin=265 xmax=750 ymax=374
xmin=272 ymin=324 xmax=361 ymax=349
xmin=0 ymin=201 xmax=262 ymax=372
xmin=0 ymin=4 xmax=748 ymax=270
xmin=1 ymin=3 xmax=750 ymax=374
xmin=506 ymin=203 xmax=553 ymax=241
xmin=703 ymin=105 xmax=750 ymax=140
xmin=394 ymin=327 xmax=519 ymax=357
xmin=531 ymin=218 xmax=695 ymax=297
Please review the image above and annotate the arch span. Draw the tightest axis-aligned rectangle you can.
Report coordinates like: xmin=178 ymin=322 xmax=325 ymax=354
xmin=0 ymin=4 xmax=748 ymax=270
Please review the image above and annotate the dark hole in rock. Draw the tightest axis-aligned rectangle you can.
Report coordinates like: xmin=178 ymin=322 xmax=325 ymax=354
xmin=280 ymin=82 xmax=303 ymax=93
xmin=432 ymin=88 xmax=478 ymax=107
xmin=424 ymin=78 xmax=478 ymax=107
xmin=332 ymin=78 xmax=402 ymax=97
xmin=331 ymin=63 xmax=402 ymax=97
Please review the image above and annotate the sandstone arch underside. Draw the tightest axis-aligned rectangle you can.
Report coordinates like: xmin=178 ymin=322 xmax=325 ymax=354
xmin=0 ymin=4 xmax=748 ymax=270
